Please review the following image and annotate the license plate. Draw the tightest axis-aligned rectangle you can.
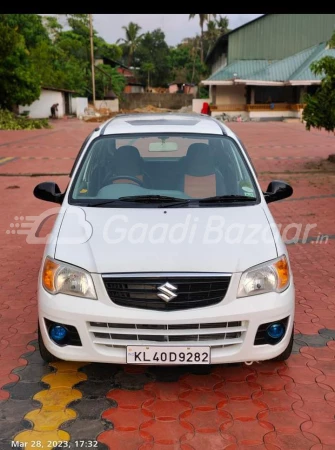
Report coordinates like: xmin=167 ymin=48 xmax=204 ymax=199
xmin=126 ymin=346 xmax=211 ymax=365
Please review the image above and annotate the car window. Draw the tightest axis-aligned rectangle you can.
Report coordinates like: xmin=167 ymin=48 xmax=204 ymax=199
xmin=69 ymin=133 xmax=259 ymax=206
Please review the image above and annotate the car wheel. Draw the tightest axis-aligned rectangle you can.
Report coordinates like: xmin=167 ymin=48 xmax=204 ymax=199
xmin=271 ymin=327 xmax=294 ymax=361
xmin=38 ymin=323 xmax=59 ymax=363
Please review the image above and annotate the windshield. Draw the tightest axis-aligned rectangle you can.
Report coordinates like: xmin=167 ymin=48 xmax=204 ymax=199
xmin=69 ymin=133 xmax=259 ymax=207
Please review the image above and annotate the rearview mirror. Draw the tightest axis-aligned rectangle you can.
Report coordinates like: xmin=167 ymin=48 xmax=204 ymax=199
xmin=264 ymin=180 xmax=293 ymax=203
xmin=149 ymin=142 xmax=178 ymax=152
xmin=33 ymin=182 xmax=64 ymax=204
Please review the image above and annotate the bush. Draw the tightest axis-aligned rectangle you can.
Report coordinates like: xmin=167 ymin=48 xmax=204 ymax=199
xmin=0 ymin=109 xmax=51 ymax=130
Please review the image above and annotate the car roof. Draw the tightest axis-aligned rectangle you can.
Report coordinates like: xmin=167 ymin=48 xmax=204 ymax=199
xmin=100 ymin=113 xmax=235 ymax=137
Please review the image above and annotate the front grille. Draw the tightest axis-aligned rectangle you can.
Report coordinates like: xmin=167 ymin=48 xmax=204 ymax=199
xmin=88 ymin=321 xmax=247 ymax=348
xmin=102 ymin=275 xmax=231 ymax=310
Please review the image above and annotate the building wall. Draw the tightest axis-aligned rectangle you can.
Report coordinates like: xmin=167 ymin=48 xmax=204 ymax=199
xmin=192 ymin=98 xmax=211 ymax=113
xmin=124 ymin=85 xmax=144 ymax=93
xmin=71 ymin=97 xmax=88 ymax=117
xmin=19 ymin=90 xmax=65 ymax=118
xmin=228 ymin=14 xmax=335 ymax=62
xmin=94 ymin=99 xmax=119 ymax=112
xmin=120 ymin=93 xmax=193 ymax=110
xmin=249 ymin=110 xmax=300 ymax=119
xmin=169 ymin=84 xmax=179 ymax=94
xmin=216 ymin=85 xmax=246 ymax=105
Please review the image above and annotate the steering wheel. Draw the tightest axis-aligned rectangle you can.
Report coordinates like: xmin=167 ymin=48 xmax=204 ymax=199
xmin=108 ymin=175 xmax=144 ymax=187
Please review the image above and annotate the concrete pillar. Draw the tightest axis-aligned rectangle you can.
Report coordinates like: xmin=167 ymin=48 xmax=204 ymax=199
xmin=299 ymin=86 xmax=307 ymax=103
xmin=250 ymin=87 xmax=255 ymax=105
xmin=211 ymin=85 xmax=217 ymax=105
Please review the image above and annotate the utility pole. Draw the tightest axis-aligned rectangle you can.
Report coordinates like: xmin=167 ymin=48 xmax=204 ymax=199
xmin=89 ymin=14 xmax=96 ymax=104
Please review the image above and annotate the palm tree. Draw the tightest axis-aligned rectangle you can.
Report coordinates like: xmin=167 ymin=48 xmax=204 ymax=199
xmin=204 ymin=16 xmax=229 ymax=58
xmin=117 ymin=22 xmax=143 ymax=67
xmin=215 ymin=16 xmax=229 ymax=33
xmin=189 ymin=14 xmax=217 ymax=62
xmin=142 ymin=62 xmax=155 ymax=90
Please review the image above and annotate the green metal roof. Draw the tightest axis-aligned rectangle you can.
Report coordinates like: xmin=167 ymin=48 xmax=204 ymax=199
xmin=208 ymin=60 xmax=273 ymax=81
xmin=290 ymin=46 xmax=335 ymax=80
xmin=250 ymin=43 xmax=326 ymax=81
xmin=205 ymin=42 xmax=335 ymax=83
xmin=228 ymin=14 xmax=335 ymax=62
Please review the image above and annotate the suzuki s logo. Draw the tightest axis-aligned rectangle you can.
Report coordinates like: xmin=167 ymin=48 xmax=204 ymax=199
xmin=157 ymin=282 xmax=178 ymax=302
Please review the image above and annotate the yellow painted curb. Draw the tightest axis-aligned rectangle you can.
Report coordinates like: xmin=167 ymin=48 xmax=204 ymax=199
xmin=13 ymin=362 xmax=88 ymax=449
xmin=34 ymin=388 xmax=82 ymax=412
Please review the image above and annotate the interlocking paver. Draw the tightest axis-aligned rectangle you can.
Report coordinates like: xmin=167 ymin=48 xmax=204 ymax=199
xmin=1 ymin=119 xmax=335 ymax=449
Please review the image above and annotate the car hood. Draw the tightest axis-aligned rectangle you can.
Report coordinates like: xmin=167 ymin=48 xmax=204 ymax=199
xmin=55 ymin=205 xmax=277 ymax=274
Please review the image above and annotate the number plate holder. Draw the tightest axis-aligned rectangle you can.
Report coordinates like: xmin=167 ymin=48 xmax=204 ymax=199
xmin=126 ymin=346 xmax=211 ymax=364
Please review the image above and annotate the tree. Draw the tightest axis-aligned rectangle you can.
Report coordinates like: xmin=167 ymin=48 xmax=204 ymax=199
xmin=189 ymin=14 xmax=217 ymax=62
xmin=43 ymin=16 xmax=63 ymax=42
xmin=95 ymin=64 xmax=126 ymax=99
xmin=0 ymin=21 xmax=40 ymax=109
xmin=117 ymin=22 xmax=143 ymax=67
xmin=302 ymin=56 xmax=335 ymax=133
xmin=169 ymin=37 xmax=207 ymax=85
xmin=141 ymin=62 xmax=155 ymax=90
xmin=215 ymin=16 xmax=229 ymax=33
xmin=136 ymin=29 xmax=170 ymax=87
xmin=1 ymin=14 xmax=49 ymax=49
xmin=203 ymin=16 xmax=229 ymax=59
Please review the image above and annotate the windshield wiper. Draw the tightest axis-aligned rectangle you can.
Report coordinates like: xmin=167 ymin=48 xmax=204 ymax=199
xmin=198 ymin=195 xmax=257 ymax=204
xmin=82 ymin=195 xmax=191 ymax=208
xmin=87 ymin=199 xmax=127 ymax=207
xmin=118 ymin=195 xmax=191 ymax=205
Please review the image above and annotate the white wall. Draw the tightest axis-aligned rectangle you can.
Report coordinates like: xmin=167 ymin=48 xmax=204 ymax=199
xmin=212 ymin=111 xmax=249 ymax=119
xmin=94 ymin=99 xmax=119 ymax=112
xmin=19 ymin=90 xmax=65 ymax=118
xmin=216 ymin=85 xmax=246 ymax=105
xmin=249 ymin=110 xmax=300 ymax=119
xmin=71 ymin=97 xmax=88 ymax=117
xmin=192 ymin=98 xmax=210 ymax=113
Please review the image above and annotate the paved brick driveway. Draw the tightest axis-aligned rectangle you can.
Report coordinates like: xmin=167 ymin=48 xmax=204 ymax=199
xmin=0 ymin=118 xmax=334 ymax=450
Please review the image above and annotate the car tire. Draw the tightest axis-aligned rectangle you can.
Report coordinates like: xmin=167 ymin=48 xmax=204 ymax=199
xmin=38 ymin=323 xmax=59 ymax=363
xmin=271 ymin=327 xmax=294 ymax=361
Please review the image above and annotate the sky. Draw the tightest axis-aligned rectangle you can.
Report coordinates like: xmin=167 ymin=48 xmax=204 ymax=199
xmin=91 ymin=14 xmax=264 ymax=46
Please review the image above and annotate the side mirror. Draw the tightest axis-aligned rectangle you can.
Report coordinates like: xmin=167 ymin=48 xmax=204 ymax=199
xmin=33 ymin=182 xmax=64 ymax=204
xmin=264 ymin=180 xmax=293 ymax=203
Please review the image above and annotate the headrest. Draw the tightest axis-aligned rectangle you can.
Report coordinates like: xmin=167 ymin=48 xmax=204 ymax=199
xmin=114 ymin=145 xmax=142 ymax=175
xmin=185 ymin=143 xmax=215 ymax=176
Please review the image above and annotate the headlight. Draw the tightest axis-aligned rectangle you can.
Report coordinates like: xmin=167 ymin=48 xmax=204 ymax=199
xmin=42 ymin=256 xmax=97 ymax=299
xmin=237 ymin=255 xmax=290 ymax=297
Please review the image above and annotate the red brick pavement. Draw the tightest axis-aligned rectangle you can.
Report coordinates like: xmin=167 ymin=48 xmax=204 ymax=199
xmin=0 ymin=118 xmax=335 ymax=447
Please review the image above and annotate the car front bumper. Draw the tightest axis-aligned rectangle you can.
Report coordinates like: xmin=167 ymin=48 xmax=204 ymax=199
xmin=38 ymin=272 xmax=295 ymax=364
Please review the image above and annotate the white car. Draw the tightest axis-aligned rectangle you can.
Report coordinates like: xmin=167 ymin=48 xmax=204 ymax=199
xmin=34 ymin=113 xmax=295 ymax=365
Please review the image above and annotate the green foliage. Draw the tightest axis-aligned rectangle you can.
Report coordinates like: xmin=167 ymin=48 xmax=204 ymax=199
xmin=95 ymin=64 xmax=126 ymax=98
xmin=198 ymin=86 xmax=210 ymax=99
xmin=43 ymin=16 xmax=63 ymax=41
xmin=0 ymin=22 xmax=41 ymax=109
xmin=0 ymin=109 xmax=50 ymax=130
xmin=0 ymin=13 xmax=228 ymax=109
xmin=203 ymin=16 xmax=229 ymax=59
xmin=136 ymin=29 xmax=170 ymax=86
xmin=0 ymin=14 xmax=50 ymax=49
xmin=328 ymin=30 xmax=335 ymax=48
xmin=189 ymin=14 xmax=223 ymax=62
xmin=141 ymin=62 xmax=155 ymax=88
xmin=117 ymin=22 xmax=143 ymax=66
xmin=169 ymin=39 xmax=208 ymax=84
xmin=95 ymin=36 xmax=122 ymax=61
xmin=303 ymin=56 xmax=335 ymax=132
